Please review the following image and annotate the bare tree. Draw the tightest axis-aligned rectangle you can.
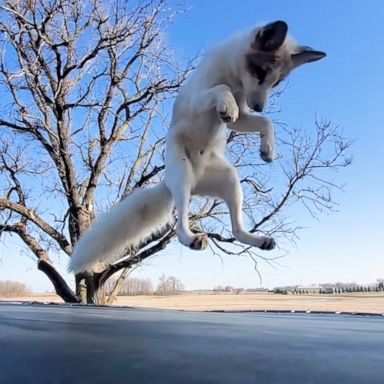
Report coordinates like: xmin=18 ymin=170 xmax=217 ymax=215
xmin=0 ymin=0 xmax=190 ymax=303
xmin=156 ymin=274 xmax=184 ymax=295
xmin=156 ymin=273 xmax=169 ymax=295
xmin=167 ymin=276 xmax=184 ymax=294
xmin=0 ymin=0 xmax=351 ymax=304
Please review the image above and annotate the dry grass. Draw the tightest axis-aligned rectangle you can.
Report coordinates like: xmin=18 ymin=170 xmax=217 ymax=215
xmin=2 ymin=291 xmax=384 ymax=314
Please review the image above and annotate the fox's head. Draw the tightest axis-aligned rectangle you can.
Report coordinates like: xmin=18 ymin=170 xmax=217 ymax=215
xmin=241 ymin=21 xmax=326 ymax=112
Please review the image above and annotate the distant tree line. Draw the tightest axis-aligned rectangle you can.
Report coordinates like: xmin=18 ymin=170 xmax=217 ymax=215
xmin=213 ymin=286 xmax=269 ymax=294
xmin=104 ymin=274 xmax=185 ymax=297
xmin=273 ymin=279 xmax=384 ymax=295
xmin=0 ymin=280 xmax=31 ymax=297
xmin=212 ymin=279 xmax=384 ymax=295
xmin=0 ymin=274 xmax=185 ymax=298
xmin=3 ymin=277 xmax=383 ymax=298
xmin=105 ymin=277 xmax=154 ymax=296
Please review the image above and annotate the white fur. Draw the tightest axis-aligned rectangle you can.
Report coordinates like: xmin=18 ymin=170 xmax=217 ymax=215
xmin=68 ymin=183 xmax=173 ymax=273
xmin=69 ymin=22 xmax=324 ymax=273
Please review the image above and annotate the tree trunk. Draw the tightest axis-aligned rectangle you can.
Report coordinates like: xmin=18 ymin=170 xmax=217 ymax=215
xmin=75 ymin=272 xmax=106 ymax=305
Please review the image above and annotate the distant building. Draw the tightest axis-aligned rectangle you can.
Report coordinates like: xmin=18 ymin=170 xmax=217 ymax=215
xmin=273 ymin=285 xmax=322 ymax=294
xmin=320 ymin=284 xmax=335 ymax=294
xmin=273 ymin=288 xmax=288 ymax=294
xmin=246 ymin=288 xmax=269 ymax=293
xmin=273 ymin=286 xmax=297 ymax=294
xmin=296 ymin=285 xmax=321 ymax=294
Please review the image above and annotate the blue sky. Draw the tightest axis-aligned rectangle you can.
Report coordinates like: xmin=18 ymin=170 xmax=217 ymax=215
xmin=1 ymin=0 xmax=383 ymax=291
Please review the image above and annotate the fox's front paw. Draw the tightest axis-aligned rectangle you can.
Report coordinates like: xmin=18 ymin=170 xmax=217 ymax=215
xmin=260 ymin=141 xmax=275 ymax=163
xmin=217 ymin=95 xmax=239 ymax=123
xmin=189 ymin=233 xmax=209 ymax=250
xmin=260 ymin=119 xmax=275 ymax=162
xmin=258 ymin=237 xmax=276 ymax=250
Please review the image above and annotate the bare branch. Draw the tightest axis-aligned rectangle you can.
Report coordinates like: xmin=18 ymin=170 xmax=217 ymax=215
xmin=0 ymin=198 xmax=72 ymax=254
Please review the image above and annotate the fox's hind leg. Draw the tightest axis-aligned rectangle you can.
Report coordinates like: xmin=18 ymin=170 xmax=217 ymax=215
xmin=164 ymin=146 xmax=208 ymax=251
xmin=194 ymin=156 xmax=276 ymax=250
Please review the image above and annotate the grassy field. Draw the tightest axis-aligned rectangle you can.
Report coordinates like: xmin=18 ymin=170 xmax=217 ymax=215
xmin=2 ymin=292 xmax=384 ymax=313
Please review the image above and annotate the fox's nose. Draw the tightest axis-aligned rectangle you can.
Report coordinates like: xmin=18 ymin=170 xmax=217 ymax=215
xmin=253 ymin=103 xmax=264 ymax=112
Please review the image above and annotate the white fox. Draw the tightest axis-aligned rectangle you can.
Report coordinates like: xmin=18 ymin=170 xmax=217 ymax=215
xmin=69 ymin=21 xmax=325 ymax=273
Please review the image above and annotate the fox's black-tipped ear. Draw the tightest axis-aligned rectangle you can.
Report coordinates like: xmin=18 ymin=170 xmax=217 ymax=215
xmin=291 ymin=46 xmax=326 ymax=67
xmin=254 ymin=21 xmax=288 ymax=51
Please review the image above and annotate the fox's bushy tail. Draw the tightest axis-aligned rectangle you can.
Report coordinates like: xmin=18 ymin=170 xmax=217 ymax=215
xmin=68 ymin=182 xmax=173 ymax=274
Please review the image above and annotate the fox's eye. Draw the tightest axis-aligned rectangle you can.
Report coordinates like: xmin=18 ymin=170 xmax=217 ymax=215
xmin=245 ymin=54 xmax=268 ymax=84
xmin=250 ymin=65 xmax=267 ymax=84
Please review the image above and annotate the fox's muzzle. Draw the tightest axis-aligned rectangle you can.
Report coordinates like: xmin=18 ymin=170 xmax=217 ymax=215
xmin=252 ymin=103 xmax=264 ymax=112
